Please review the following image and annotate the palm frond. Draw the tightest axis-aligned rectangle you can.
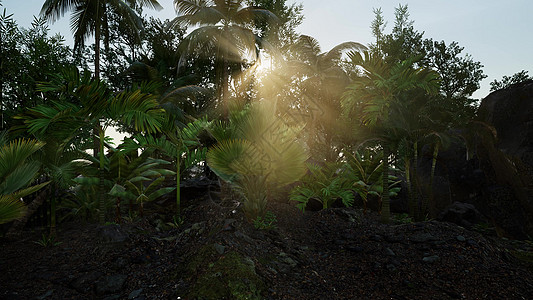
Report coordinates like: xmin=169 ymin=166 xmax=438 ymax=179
xmin=0 ymin=139 xmax=44 ymax=181
xmin=0 ymin=195 xmax=26 ymax=225
xmin=110 ymin=89 xmax=165 ymax=134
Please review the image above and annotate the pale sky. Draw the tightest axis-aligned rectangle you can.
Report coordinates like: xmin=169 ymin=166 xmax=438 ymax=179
xmin=3 ymin=0 xmax=533 ymax=100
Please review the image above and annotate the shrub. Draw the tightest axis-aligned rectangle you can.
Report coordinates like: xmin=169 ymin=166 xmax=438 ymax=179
xmin=290 ymin=162 xmax=354 ymax=211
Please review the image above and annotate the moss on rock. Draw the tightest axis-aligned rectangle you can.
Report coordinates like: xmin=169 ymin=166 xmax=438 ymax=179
xmin=187 ymin=246 xmax=265 ymax=299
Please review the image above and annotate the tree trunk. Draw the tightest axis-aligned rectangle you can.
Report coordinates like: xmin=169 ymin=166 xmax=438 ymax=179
xmin=98 ymin=126 xmax=106 ymax=224
xmin=424 ymin=142 xmax=440 ymax=218
xmin=413 ymin=141 xmax=420 ymax=220
xmin=381 ymin=142 xmax=391 ymax=223
xmin=93 ymin=3 xmax=101 ymax=157
xmin=176 ymin=155 xmax=181 ymax=216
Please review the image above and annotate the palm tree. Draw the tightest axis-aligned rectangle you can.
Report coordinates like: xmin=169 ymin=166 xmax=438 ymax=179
xmin=19 ymin=67 xmax=166 ymax=223
xmin=342 ymin=51 xmax=439 ymax=223
xmin=284 ymin=35 xmax=366 ymax=161
xmin=40 ymin=0 xmax=162 ymax=157
xmin=0 ymin=133 xmax=49 ymax=225
xmin=206 ymin=101 xmax=308 ymax=221
xmin=170 ymin=0 xmax=279 ymax=114
xmin=121 ymin=117 xmax=208 ymax=216
xmin=40 ymin=0 xmax=162 ymax=80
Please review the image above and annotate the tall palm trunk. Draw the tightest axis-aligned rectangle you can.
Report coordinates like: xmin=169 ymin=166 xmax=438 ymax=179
xmin=412 ymin=141 xmax=420 ymax=220
xmin=424 ymin=142 xmax=440 ymax=218
xmin=93 ymin=4 xmax=102 ymax=157
xmin=176 ymin=155 xmax=181 ymax=216
xmin=98 ymin=125 xmax=106 ymax=223
xmin=381 ymin=142 xmax=391 ymax=223
xmin=405 ymin=156 xmax=414 ymax=216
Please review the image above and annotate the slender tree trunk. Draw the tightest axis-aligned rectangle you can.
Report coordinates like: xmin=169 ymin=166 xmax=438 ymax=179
xmin=93 ymin=3 xmax=101 ymax=157
xmin=115 ymin=197 xmax=121 ymax=223
xmin=49 ymin=188 xmax=57 ymax=237
xmin=176 ymin=155 xmax=181 ymax=216
xmin=413 ymin=141 xmax=420 ymax=220
xmin=425 ymin=142 xmax=440 ymax=218
xmin=381 ymin=142 xmax=391 ymax=223
xmin=405 ymin=156 xmax=414 ymax=216
xmin=98 ymin=125 xmax=106 ymax=224
xmin=216 ymin=37 xmax=230 ymax=118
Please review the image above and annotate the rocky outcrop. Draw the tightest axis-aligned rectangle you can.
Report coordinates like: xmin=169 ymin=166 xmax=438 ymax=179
xmin=478 ymin=79 xmax=533 ymax=163
xmin=415 ymin=80 xmax=533 ymax=239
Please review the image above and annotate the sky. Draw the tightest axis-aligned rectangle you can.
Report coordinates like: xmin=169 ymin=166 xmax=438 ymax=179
xmin=3 ymin=0 xmax=533 ymax=100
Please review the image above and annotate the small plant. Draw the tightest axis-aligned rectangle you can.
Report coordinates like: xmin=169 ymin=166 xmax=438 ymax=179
xmin=472 ymin=222 xmax=496 ymax=235
xmin=392 ymin=213 xmax=413 ymax=224
xmin=253 ymin=211 xmax=277 ymax=230
xmin=122 ymin=210 xmax=139 ymax=223
xmin=34 ymin=233 xmax=62 ymax=247
xmin=290 ymin=162 xmax=354 ymax=212
xmin=344 ymin=149 xmax=401 ymax=213
xmin=167 ymin=215 xmax=185 ymax=228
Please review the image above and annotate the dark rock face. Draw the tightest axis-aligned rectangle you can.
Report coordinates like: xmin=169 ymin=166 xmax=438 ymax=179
xmin=438 ymin=202 xmax=486 ymax=229
xmin=478 ymin=80 xmax=533 ymax=162
xmin=97 ymin=224 xmax=129 ymax=243
xmin=415 ymin=80 xmax=533 ymax=239
xmin=475 ymin=80 xmax=533 ymax=238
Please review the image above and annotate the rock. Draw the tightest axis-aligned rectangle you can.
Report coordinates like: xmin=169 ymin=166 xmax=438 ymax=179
xmin=277 ymin=252 xmax=298 ymax=268
xmin=409 ymin=233 xmax=437 ymax=243
xmin=223 ymin=219 xmax=236 ymax=231
xmin=36 ymin=290 xmax=53 ymax=300
xmin=389 ymin=258 xmax=402 ymax=266
xmin=346 ymin=245 xmax=363 ymax=253
xmin=234 ymin=231 xmax=255 ymax=244
xmin=370 ymin=235 xmax=383 ymax=242
xmin=95 ymin=274 xmax=127 ymax=295
xmin=438 ymin=202 xmax=486 ymax=229
xmin=190 ymin=222 xmax=205 ymax=234
xmin=384 ymin=235 xmax=404 ymax=243
xmin=333 ymin=208 xmax=362 ymax=223
xmin=414 ymin=80 xmax=533 ymax=239
xmin=97 ymin=224 xmax=129 ymax=243
xmin=1 ymin=291 xmax=22 ymax=300
xmin=467 ymin=239 xmax=478 ymax=246
xmin=214 ymin=244 xmax=225 ymax=255
xmin=385 ymin=248 xmax=396 ymax=256
xmin=456 ymin=235 xmax=466 ymax=242
xmin=305 ymin=198 xmax=324 ymax=211
xmin=180 ymin=176 xmax=218 ymax=199
xmin=342 ymin=232 xmax=357 ymax=240
xmin=347 ymin=266 xmax=361 ymax=273
xmin=70 ymin=271 xmax=103 ymax=293
xmin=422 ymin=255 xmax=440 ymax=263
xmin=128 ymin=288 xmax=143 ymax=299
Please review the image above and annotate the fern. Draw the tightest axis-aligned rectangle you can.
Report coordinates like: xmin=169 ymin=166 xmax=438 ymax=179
xmin=290 ymin=162 xmax=354 ymax=212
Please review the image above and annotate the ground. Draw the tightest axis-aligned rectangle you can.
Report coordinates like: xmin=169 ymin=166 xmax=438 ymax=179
xmin=1 ymin=188 xmax=533 ymax=300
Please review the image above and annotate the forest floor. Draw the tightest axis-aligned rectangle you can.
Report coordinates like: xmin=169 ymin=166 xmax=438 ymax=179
xmin=2 ymin=185 xmax=533 ymax=300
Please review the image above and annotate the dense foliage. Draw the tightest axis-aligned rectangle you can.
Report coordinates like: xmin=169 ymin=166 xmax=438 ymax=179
xmin=0 ymin=0 xmax=516 ymax=235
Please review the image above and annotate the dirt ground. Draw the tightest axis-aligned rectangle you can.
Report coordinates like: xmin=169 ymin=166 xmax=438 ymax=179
xmin=2 ymin=190 xmax=533 ymax=299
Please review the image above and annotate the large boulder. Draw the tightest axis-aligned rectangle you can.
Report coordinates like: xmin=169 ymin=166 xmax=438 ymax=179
xmin=415 ymin=80 xmax=533 ymax=239
xmin=478 ymin=79 xmax=533 ymax=163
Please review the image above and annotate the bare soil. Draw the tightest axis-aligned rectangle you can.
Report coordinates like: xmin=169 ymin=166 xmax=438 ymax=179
xmin=1 ymin=189 xmax=533 ymax=299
